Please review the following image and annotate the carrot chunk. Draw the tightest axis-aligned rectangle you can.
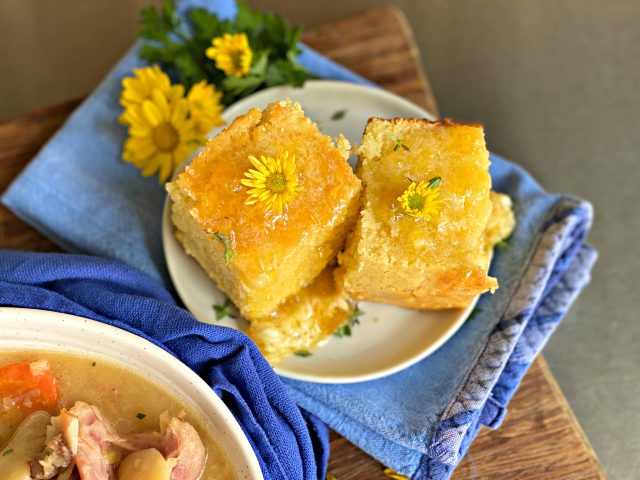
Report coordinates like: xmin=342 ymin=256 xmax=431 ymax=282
xmin=0 ymin=361 xmax=59 ymax=417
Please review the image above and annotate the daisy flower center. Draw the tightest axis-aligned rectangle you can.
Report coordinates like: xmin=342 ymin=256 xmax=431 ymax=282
xmin=153 ymin=122 xmax=179 ymax=152
xmin=406 ymin=193 xmax=425 ymax=212
xmin=265 ymin=172 xmax=287 ymax=193
xmin=397 ymin=177 xmax=443 ymax=220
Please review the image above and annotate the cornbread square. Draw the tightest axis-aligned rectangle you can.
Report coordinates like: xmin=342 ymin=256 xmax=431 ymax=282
xmin=339 ymin=118 xmax=496 ymax=310
xmin=167 ymin=100 xmax=361 ymax=319
xmin=246 ymin=265 xmax=352 ymax=364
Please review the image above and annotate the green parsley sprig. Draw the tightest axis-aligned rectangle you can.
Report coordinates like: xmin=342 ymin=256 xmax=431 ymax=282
xmin=391 ymin=134 xmax=410 ymax=152
xmin=138 ymin=0 xmax=314 ymax=105
xmin=212 ymin=232 xmax=234 ymax=264
xmin=214 ymin=298 xmax=238 ymax=321
xmin=334 ymin=303 xmax=364 ymax=337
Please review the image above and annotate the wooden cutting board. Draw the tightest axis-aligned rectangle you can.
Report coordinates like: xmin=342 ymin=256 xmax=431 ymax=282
xmin=0 ymin=6 xmax=605 ymax=479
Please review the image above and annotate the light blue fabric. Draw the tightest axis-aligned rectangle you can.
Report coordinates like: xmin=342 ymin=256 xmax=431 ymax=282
xmin=0 ymin=1 xmax=596 ymax=478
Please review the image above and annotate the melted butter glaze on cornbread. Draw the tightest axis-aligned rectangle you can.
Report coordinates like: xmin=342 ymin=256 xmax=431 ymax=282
xmin=339 ymin=117 xmax=497 ymax=310
xmin=167 ymin=100 xmax=361 ymax=319
xmin=246 ymin=265 xmax=352 ymax=363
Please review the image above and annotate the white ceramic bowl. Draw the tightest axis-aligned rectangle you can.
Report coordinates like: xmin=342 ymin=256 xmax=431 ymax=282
xmin=0 ymin=307 xmax=263 ymax=480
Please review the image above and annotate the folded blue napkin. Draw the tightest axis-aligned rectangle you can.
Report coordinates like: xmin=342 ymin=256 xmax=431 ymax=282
xmin=284 ymin=155 xmax=597 ymax=477
xmin=0 ymin=249 xmax=328 ymax=480
xmin=0 ymin=0 xmax=597 ymax=479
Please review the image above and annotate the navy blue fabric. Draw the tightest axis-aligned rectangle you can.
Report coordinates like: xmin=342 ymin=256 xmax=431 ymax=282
xmin=0 ymin=249 xmax=327 ymax=480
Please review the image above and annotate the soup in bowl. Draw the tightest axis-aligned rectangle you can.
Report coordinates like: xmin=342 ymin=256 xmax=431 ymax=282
xmin=0 ymin=307 xmax=263 ymax=480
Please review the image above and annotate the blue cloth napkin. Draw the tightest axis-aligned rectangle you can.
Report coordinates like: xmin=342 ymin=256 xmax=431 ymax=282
xmin=0 ymin=249 xmax=328 ymax=480
xmin=0 ymin=0 xmax=597 ymax=479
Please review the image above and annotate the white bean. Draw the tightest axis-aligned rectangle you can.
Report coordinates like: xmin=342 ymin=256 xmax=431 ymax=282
xmin=117 ymin=448 xmax=172 ymax=480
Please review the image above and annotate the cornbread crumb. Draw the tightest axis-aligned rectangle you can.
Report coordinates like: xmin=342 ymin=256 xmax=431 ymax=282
xmin=246 ymin=265 xmax=351 ymax=363
xmin=485 ymin=191 xmax=516 ymax=253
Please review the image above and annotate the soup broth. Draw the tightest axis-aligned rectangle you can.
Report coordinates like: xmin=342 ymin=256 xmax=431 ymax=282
xmin=0 ymin=350 xmax=236 ymax=479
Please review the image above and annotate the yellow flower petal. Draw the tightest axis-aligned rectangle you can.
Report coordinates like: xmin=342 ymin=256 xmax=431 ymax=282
xmin=206 ymin=33 xmax=253 ymax=77
xmin=142 ymin=100 xmax=164 ymax=127
xmin=121 ymin=73 xmax=200 ymax=183
xmin=397 ymin=178 xmax=443 ymax=219
xmin=241 ymin=149 xmax=300 ymax=214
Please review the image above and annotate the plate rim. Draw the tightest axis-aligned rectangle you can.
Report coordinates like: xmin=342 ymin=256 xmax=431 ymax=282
xmin=163 ymin=79 xmax=477 ymax=384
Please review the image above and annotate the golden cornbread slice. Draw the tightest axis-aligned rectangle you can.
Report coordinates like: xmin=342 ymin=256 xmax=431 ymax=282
xmin=437 ymin=191 xmax=517 ymax=308
xmin=339 ymin=118 xmax=496 ymax=310
xmin=167 ymin=100 xmax=361 ymax=319
xmin=246 ymin=265 xmax=352 ymax=364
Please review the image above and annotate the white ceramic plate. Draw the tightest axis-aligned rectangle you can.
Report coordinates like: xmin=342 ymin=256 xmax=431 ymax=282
xmin=0 ymin=307 xmax=263 ymax=480
xmin=163 ymin=80 xmax=478 ymax=383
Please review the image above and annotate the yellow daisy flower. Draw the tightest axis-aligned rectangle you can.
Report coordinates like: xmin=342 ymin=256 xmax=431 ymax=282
xmin=119 ymin=66 xmax=184 ymax=124
xmin=122 ymin=90 xmax=201 ymax=183
xmin=206 ymin=33 xmax=253 ymax=77
xmin=187 ymin=80 xmax=225 ymax=135
xmin=241 ymin=149 xmax=301 ymax=213
xmin=397 ymin=177 xmax=443 ymax=220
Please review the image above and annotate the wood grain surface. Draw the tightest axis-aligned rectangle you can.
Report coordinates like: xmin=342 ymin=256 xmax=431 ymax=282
xmin=0 ymin=6 xmax=604 ymax=479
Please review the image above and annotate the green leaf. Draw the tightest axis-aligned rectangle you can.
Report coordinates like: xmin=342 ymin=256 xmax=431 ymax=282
xmin=161 ymin=0 xmax=179 ymax=28
xmin=212 ymin=232 xmax=234 ymax=264
xmin=294 ymin=350 xmax=312 ymax=357
xmin=136 ymin=413 xmax=146 ymax=420
xmin=331 ymin=109 xmax=347 ymax=121
xmin=334 ymin=303 xmax=364 ymax=338
xmin=250 ymin=50 xmax=270 ymax=76
xmin=390 ymin=134 xmax=410 ymax=152
xmin=495 ymin=239 xmax=509 ymax=250
xmin=222 ymin=75 xmax=264 ymax=98
xmin=189 ymin=8 xmax=229 ymax=40
xmin=234 ymin=2 xmax=266 ymax=34
xmin=174 ymin=53 xmax=206 ymax=85
xmin=427 ymin=177 xmax=441 ymax=188
xmin=137 ymin=0 xmax=313 ymax=99
xmin=213 ymin=298 xmax=238 ymax=321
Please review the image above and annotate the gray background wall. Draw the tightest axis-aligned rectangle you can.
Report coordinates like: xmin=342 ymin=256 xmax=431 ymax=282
xmin=1 ymin=1 xmax=638 ymax=478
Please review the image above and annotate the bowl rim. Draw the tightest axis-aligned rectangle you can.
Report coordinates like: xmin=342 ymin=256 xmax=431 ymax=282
xmin=0 ymin=306 xmax=264 ymax=480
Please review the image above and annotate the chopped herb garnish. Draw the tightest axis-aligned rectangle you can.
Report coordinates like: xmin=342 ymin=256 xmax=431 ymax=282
xmin=391 ymin=134 xmax=410 ymax=152
xmin=334 ymin=303 xmax=364 ymax=338
xmin=91 ymin=361 xmax=96 ymax=367
xmin=213 ymin=298 xmax=237 ymax=321
xmin=2 ymin=448 xmax=13 ymax=456
xmin=212 ymin=232 xmax=234 ymax=264
xmin=495 ymin=235 xmax=511 ymax=251
xmin=495 ymin=240 xmax=509 ymax=250
xmin=136 ymin=413 xmax=146 ymax=420
xmin=427 ymin=176 xmax=441 ymax=188
xmin=468 ymin=307 xmax=483 ymax=320
xmin=331 ymin=109 xmax=347 ymax=121
xmin=294 ymin=350 xmax=312 ymax=357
